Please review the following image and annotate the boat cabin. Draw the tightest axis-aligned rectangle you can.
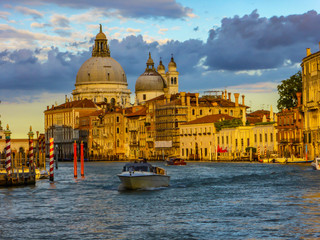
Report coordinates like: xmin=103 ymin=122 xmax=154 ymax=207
xmin=122 ymin=162 xmax=154 ymax=172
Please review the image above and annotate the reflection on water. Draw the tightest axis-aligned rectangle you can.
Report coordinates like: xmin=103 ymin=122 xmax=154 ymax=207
xmin=0 ymin=162 xmax=320 ymax=239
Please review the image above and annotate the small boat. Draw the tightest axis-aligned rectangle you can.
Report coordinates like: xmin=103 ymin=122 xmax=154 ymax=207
xmin=117 ymin=161 xmax=170 ymax=190
xmin=166 ymin=158 xmax=187 ymax=166
xmin=311 ymin=158 xmax=320 ymax=170
xmin=274 ymin=156 xmax=313 ymax=164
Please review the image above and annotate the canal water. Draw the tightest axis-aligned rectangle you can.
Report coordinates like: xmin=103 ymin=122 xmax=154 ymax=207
xmin=1 ymin=162 xmax=320 ymax=239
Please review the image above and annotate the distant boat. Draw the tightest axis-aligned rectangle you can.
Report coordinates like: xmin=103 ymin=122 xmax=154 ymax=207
xmin=166 ymin=158 xmax=187 ymax=166
xmin=117 ymin=161 xmax=170 ymax=190
xmin=311 ymin=158 xmax=320 ymax=170
xmin=274 ymin=156 xmax=313 ymax=164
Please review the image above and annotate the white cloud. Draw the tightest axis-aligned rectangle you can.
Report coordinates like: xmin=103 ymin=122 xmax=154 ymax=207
xmin=0 ymin=11 xmax=10 ymax=20
xmin=14 ymin=6 xmax=43 ymax=19
xmin=31 ymin=22 xmax=50 ymax=28
xmin=235 ymin=70 xmax=263 ymax=76
xmin=50 ymin=14 xmax=70 ymax=28
xmin=158 ymin=28 xmax=168 ymax=35
xmin=126 ymin=28 xmax=141 ymax=34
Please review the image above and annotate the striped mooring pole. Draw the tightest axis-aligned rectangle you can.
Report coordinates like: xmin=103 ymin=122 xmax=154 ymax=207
xmin=4 ymin=125 xmax=12 ymax=177
xmin=49 ymin=138 xmax=54 ymax=181
xmin=43 ymin=135 xmax=46 ymax=170
xmin=258 ymin=146 xmax=260 ymax=161
xmin=28 ymin=126 xmax=34 ymax=177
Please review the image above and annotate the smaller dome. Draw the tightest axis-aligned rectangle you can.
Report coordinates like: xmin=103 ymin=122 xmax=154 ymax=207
xmin=168 ymin=55 xmax=177 ymax=69
xmin=157 ymin=59 xmax=165 ymax=72
xmin=135 ymin=71 xmax=167 ymax=92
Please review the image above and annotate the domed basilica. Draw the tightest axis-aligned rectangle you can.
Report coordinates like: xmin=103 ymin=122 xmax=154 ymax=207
xmin=72 ymin=25 xmax=131 ymax=107
xmin=135 ymin=53 xmax=179 ymax=104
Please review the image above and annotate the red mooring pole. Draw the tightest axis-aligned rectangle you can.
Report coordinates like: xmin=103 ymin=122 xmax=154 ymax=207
xmin=73 ymin=141 xmax=77 ymax=178
xmin=81 ymin=141 xmax=84 ymax=177
xmin=49 ymin=138 xmax=54 ymax=181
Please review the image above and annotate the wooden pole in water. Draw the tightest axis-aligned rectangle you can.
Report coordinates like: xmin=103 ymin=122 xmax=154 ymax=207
xmin=49 ymin=138 xmax=54 ymax=181
xmin=81 ymin=141 xmax=84 ymax=177
xmin=74 ymin=141 xmax=77 ymax=178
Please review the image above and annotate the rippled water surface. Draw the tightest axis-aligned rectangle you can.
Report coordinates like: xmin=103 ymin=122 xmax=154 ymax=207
xmin=1 ymin=162 xmax=320 ymax=239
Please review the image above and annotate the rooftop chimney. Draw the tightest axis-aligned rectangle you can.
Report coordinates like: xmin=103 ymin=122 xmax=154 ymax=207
xmin=242 ymin=95 xmax=245 ymax=105
xmin=296 ymin=92 xmax=302 ymax=107
xmin=180 ymin=92 xmax=186 ymax=106
xmin=224 ymin=90 xmax=227 ymax=100
xmin=228 ymin=92 xmax=231 ymax=101
xmin=186 ymin=94 xmax=190 ymax=106
xmin=195 ymin=93 xmax=199 ymax=106
xmin=221 ymin=91 xmax=224 ymax=99
xmin=234 ymin=93 xmax=240 ymax=107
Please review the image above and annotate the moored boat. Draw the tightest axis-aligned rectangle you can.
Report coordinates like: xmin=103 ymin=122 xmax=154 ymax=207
xmin=311 ymin=158 xmax=320 ymax=170
xmin=117 ymin=161 xmax=170 ymax=190
xmin=166 ymin=158 xmax=186 ymax=166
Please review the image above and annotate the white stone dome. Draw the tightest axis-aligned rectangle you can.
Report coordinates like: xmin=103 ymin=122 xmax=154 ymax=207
xmin=75 ymin=56 xmax=127 ymax=86
xmin=135 ymin=71 xmax=167 ymax=92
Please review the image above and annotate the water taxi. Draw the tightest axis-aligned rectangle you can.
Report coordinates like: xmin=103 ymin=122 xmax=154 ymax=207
xmin=117 ymin=161 xmax=170 ymax=190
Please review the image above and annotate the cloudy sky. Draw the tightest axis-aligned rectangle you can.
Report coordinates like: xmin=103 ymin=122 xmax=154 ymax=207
xmin=1 ymin=0 xmax=320 ymax=138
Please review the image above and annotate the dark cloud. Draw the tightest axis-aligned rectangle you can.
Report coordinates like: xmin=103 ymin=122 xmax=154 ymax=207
xmin=0 ymin=48 xmax=89 ymax=93
xmin=2 ymin=10 xmax=320 ymax=101
xmin=54 ymin=29 xmax=72 ymax=37
xmin=10 ymin=0 xmax=194 ymax=19
xmin=204 ymin=10 xmax=320 ymax=71
xmin=193 ymin=26 xmax=199 ymax=31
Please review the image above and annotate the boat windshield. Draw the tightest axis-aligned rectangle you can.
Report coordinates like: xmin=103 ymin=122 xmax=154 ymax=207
xmin=123 ymin=163 xmax=154 ymax=172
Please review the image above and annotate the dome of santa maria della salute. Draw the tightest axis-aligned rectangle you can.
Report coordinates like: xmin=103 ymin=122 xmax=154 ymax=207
xmin=72 ymin=24 xmax=131 ymax=107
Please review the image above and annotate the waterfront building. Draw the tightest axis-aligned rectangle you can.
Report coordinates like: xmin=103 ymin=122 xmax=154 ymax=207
xmin=151 ymin=91 xmax=248 ymax=158
xmin=301 ymin=45 xmax=320 ymax=159
xmin=44 ymin=98 xmax=98 ymax=160
xmin=179 ymin=114 xmax=235 ymax=160
xmin=89 ymin=106 xmax=129 ymax=160
xmin=179 ymin=109 xmax=278 ymax=160
xmin=276 ymin=93 xmax=303 ymax=158
xmin=126 ymin=106 xmax=148 ymax=159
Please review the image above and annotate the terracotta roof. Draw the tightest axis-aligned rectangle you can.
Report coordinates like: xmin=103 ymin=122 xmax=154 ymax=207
xmin=45 ymin=99 xmax=97 ymax=111
xmin=248 ymin=110 xmax=270 ymax=118
xmin=81 ymin=109 xmax=104 ymax=118
xmin=126 ymin=107 xmax=147 ymax=117
xmin=183 ymin=114 xmax=236 ymax=125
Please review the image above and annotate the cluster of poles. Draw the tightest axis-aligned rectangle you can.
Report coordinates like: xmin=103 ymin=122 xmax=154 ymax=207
xmin=3 ymin=124 xmax=85 ymax=185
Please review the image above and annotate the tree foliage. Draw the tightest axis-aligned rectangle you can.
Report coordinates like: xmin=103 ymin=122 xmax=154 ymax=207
xmin=214 ymin=118 xmax=243 ymax=132
xmin=277 ymin=71 xmax=302 ymax=110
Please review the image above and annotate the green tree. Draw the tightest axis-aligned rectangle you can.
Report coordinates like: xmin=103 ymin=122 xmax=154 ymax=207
xmin=277 ymin=71 xmax=302 ymax=110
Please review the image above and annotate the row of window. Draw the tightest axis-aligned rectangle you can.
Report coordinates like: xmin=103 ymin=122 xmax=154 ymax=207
xmin=181 ymin=148 xmax=209 ymax=157
xmin=216 ymin=133 xmax=274 ymax=146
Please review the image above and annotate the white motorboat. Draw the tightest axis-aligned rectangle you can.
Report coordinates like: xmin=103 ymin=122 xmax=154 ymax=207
xmin=117 ymin=161 xmax=170 ymax=190
xmin=311 ymin=158 xmax=320 ymax=170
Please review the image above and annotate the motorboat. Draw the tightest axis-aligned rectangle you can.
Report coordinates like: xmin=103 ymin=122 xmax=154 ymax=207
xmin=117 ymin=161 xmax=170 ymax=190
xmin=311 ymin=158 xmax=320 ymax=170
xmin=166 ymin=158 xmax=187 ymax=166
